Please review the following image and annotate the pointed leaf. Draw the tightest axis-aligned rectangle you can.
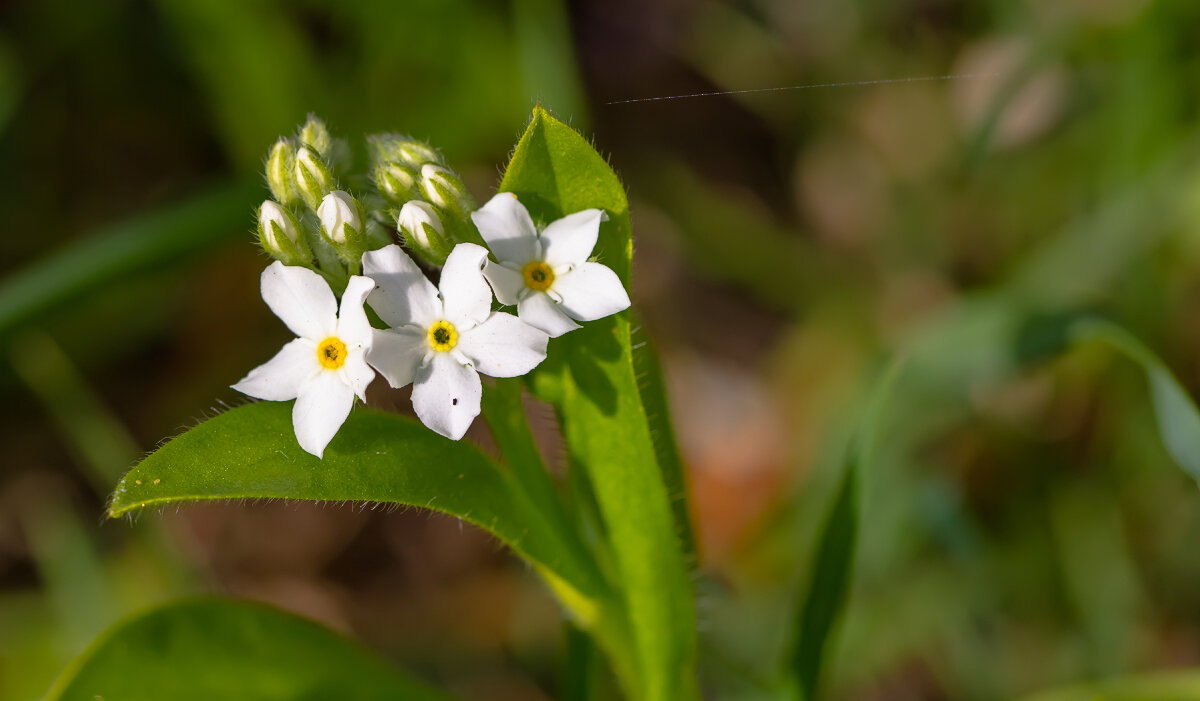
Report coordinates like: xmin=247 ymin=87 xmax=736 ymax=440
xmin=1070 ymin=319 xmax=1200 ymax=485
xmin=500 ymin=106 xmax=697 ymax=700
xmin=108 ymin=402 xmax=608 ymax=625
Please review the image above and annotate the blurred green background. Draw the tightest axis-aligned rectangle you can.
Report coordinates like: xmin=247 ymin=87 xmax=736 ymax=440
xmin=4 ymin=0 xmax=1200 ymax=699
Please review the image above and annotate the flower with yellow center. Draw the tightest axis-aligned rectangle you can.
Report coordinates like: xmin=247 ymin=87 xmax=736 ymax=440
xmin=232 ymin=262 xmax=376 ymax=458
xmin=361 ymin=243 xmax=549 ymax=440
xmin=471 ymin=193 xmax=631 ymax=338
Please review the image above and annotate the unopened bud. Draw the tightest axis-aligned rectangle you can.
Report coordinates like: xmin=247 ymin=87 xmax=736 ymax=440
xmin=419 ymin=164 xmax=473 ymax=216
xmin=366 ymin=133 xmax=443 ymax=169
xmin=265 ymin=139 xmax=297 ymax=205
xmin=375 ymin=162 xmax=420 ymax=204
xmin=318 ymin=190 xmax=365 ymax=261
xmin=397 ymin=201 xmax=451 ymax=266
xmin=258 ymin=200 xmax=310 ymax=265
xmin=294 ymin=146 xmax=334 ymax=211
xmin=298 ymin=115 xmax=332 ymax=155
xmin=395 ymin=140 xmax=441 ymax=168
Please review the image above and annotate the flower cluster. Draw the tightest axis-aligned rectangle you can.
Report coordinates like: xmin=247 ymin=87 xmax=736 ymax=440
xmin=232 ymin=117 xmax=630 ymax=456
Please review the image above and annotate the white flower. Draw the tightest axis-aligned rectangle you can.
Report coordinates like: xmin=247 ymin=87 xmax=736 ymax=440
xmin=232 ymin=262 xmax=375 ymax=458
xmin=317 ymin=190 xmax=360 ymax=245
xmin=471 ymin=193 xmax=631 ymax=337
xmin=362 ymin=243 xmax=549 ymax=440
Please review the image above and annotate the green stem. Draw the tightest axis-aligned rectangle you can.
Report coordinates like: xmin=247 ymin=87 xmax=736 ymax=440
xmin=481 ymin=378 xmax=641 ymax=696
xmin=481 ymin=378 xmax=566 ymax=524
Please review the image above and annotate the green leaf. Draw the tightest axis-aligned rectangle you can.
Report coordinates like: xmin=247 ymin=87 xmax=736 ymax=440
xmin=784 ymin=360 xmax=900 ymax=700
xmin=500 ymin=106 xmax=697 ymax=700
xmin=1069 ymin=319 xmax=1200 ymax=485
xmin=787 ymin=453 xmax=858 ymax=701
xmin=1018 ymin=669 xmax=1200 ymax=701
xmin=44 ymin=598 xmax=453 ymax=701
xmin=109 ymin=402 xmax=609 ymax=627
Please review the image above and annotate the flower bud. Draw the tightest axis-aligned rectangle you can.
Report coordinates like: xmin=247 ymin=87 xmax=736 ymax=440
xmin=265 ymin=139 xmax=297 ymax=206
xmin=395 ymin=140 xmax=441 ymax=168
xmin=375 ymin=162 xmax=420 ymax=204
xmin=298 ymin=114 xmax=332 ymax=155
xmin=318 ymin=191 xmax=362 ymax=244
xmin=257 ymin=200 xmax=310 ymax=265
xmin=294 ymin=146 xmax=334 ymax=211
xmin=397 ymin=201 xmax=451 ymax=266
xmin=318 ymin=191 xmax=365 ymax=264
xmin=419 ymin=164 xmax=474 ymax=216
xmin=366 ymin=133 xmax=444 ymax=169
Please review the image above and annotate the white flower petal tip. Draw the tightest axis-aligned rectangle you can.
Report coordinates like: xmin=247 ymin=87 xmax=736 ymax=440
xmin=554 ymin=262 xmax=631 ymax=322
xmin=411 ymin=354 xmax=483 ymax=441
xmin=235 ymin=264 xmax=378 ymax=458
xmin=518 ymin=292 xmax=581 ymax=338
xmin=439 ymin=243 xmax=493 ymax=326
xmin=471 ymin=193 xmax=539 ymax=264
xmin=361 ymin=244 xmax=441 ymax=328
xmin=459 ymin=312 xmax=549 ymax=378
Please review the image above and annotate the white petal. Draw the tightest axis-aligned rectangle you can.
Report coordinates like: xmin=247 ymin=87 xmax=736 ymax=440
xmin=292 ymin=371 xmax=355 ymax=458
xmin=439 ymin=243 xmax=493 ymax=327
xmin=260 ymin=262 xmax=337 ymax=340
xmin=554 ymin=262 xmax=631 ymax=322
xmin=458 ymin=312 xmax=548 ymax=378
xmin=470 ymin=192 xmax=538 ymax=264
xmin=341 ymin=350 xmax=374 ymax=402
xmin=366 ymin=327 xmax=427 ymax=389
xmin=232 ymin=338 xmax=319 ymax=401
xmin=540 ymin=208 xmax=607 ymax=268
xmin=517 ymin=292 xmax=580 ymax=338
xmin=482 ymin=259 xmax=525 ymax=306
xmin=362 ymin=245 xmax=440 ymax=328
xmin=411 ymin=353 xmax=482 ymax=440
xmin=336 ymin=275 xmax=376 ymax=349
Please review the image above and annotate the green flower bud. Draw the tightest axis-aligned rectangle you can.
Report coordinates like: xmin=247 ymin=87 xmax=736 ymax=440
xmin=317 ymin=190 xmax=365 ymax=263
xmin=258 ymin=200 xmax=310 ymax=265
xmin=395 ymin=140 xmax=441 ymax=168
xmin=375 ymin=162 xmax=420 ymax=205
xmin=294 ymin=146 xmax=335 ymax=211
xmin=298 ymin=114 xmax=332 ymax=155
xmin=397 ymin=200 xmax=451 ymax=266
xmin=366 ymin=133 xmax=444 ymax=169
xmin=265 ymin=139 xmax=297 ymax=206
xmin=419 ymin=163 xmax=474 ymax=218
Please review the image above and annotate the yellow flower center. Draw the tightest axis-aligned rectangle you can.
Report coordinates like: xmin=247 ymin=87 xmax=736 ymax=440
xmin=428 ymin=320 xmax=458 ymax=352
xmin=317 ymin=337 xmax=347 ymax=370
xmin=522 ymin=260 xmax=555 ymax=292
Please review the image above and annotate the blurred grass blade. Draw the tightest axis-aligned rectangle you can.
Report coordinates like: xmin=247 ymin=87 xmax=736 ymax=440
xmin=44 ymin=598 xmax=454 ymax=701
xmin=10 ymin=332 xmax=139 ymax=492
xmin=1019 ymin=669 xmax=1200 ymax=701
xmin=109 ymin=402 xmax=610 ymax=629
xmin=787 ymin=454 xmax=858 ymax=701
xmin=1070 ymin=319 xmax=1200 ymax=485
xmin=785 ymin=359 xmax=902 ymax=701
xmin=0 ymin=179 xmax=257 ymax=340
xmin=503 ymin=107 xmax=697 ymax=700
xmin=25 ymin=497 xmax=116 ymax=655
